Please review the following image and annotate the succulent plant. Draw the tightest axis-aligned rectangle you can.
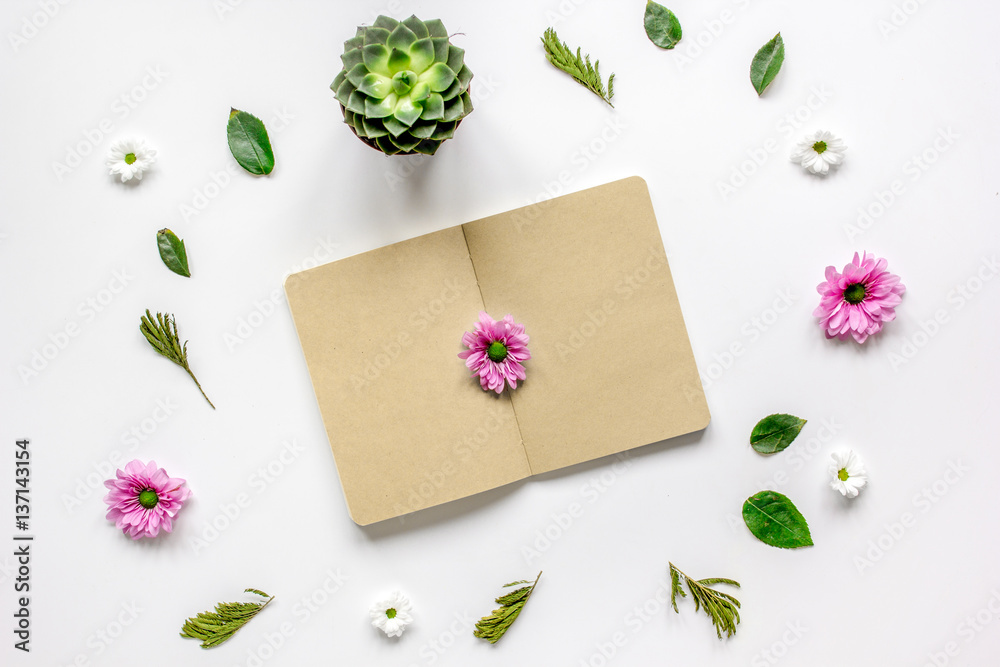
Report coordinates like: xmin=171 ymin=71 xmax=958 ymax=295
xmin=331 ymin=15 xmax=474 ymax=156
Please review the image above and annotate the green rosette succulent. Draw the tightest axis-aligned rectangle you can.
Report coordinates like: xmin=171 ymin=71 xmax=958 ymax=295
xmin=331 ymin=15 xmax=474 ymax=156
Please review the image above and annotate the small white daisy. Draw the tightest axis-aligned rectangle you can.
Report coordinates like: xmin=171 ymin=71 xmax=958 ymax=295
xmin=369 ymin=591 xmax=413 ymax=638
xmin=828 ymin=449 xmax=868 ymax=498
xmin=106 ymin=138 xmax=157 ymax=182
xmin=791 ymin=130 xmax=846 ymax=175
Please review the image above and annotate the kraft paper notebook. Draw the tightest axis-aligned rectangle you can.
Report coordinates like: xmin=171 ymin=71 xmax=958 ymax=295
xmin=285 ymin=176 xmax=710 ymax=525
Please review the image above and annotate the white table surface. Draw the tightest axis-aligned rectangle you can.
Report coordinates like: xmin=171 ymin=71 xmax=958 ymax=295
xmin=2 ymin=0 xmax=999 ymax=664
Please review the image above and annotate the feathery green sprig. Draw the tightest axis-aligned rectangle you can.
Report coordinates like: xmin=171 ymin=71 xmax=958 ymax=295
xmin=180 ymin=588 xmax=273 ymax=648
xmin=669 ymin=562 xmax=741 ymax=639
xmin=541 ymin=28 xmax=615 ymax=107
xmin=140 ymin=309 xmax=215 ymax=409
xmin=473 ymin=571 xmax=542 ymax=644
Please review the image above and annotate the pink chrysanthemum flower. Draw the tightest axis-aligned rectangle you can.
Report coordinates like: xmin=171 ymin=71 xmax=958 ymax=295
xmin=814 ymin=252 xmax=905 ymax=343
xmin=103 ymin=460 xmax=190 ymax=540
xmin=458 ymin=311 xmax=530 ymax=393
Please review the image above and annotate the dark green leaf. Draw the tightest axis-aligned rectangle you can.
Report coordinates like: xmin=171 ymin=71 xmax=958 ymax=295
xmin=644 ymin=2 xmax=683 ymax=49
xmin=227 ymin=109 xmax=274 ymax=175
xmin=156 ymin=228 xmax=191 ymax=277
xmin=750 ymin=413 xmax=806 ymax=454
xmin=750 ymin=32 xmax=784 ymax=96
xmin=742 ymin=490 xmax=813 ymax=549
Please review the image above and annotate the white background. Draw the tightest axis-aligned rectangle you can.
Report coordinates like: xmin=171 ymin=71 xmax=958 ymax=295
xmin=2 ymin=0 xmax=999 ymax=665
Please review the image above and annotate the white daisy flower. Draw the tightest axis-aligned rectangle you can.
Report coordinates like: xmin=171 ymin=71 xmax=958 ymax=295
xmin=791 ymin=130 xmax=846 ymax=175
xmin=106 ymin=138 xmax=157 ymax=182
xmin=369 ymin=591 xmax=413 ymax=638
xmin=829 ymin=449 xmax=868 ymax=498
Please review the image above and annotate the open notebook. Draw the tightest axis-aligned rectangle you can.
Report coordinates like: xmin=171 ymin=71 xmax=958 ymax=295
xmin=285 ymin=176 xmax=710 ymax=525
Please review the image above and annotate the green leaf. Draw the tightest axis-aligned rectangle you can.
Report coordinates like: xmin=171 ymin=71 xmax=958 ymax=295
xmin=362 ymin=44 xmax=390 ymax=76
xmin=750 ymin=32 xmax=784 ymax=96
xmin=408 ymin=122 xmax=436 ymax=139
xmin=644 ymin=2 xmax=683 ymax=49
xmin=180 ymin=589 xmax=274 ymax=649
xmin=382 ymin=115 xmax=408 ymax=137
xmin=387 ymin=47 xmax=411 ymax=74
xmin=365 ymin=93 xmax=397 ymax=119
xmin=474 ymin=572 xmax=542 ymax=644
xmin=408 ymin=38 xmax=435 ymax=74
xmin=227 ymin=109 xmax=274 ymax=175
xmin=420 ymin=93 xmax=445 ymax=120
xmin=423 ymin=18 xmax=447 ymax=39
xmin=402 ymin=15 xmax=429 ymax=39
xmin=387 ymin=23 xmax=417 ymax=51
xmin=156 ymin=228 xmax=191 ymax=278
xmin=140 ymin=310 xmax=214 ymax=409
xmin=446 ymin=45 xmax=466 ymax=74
xmin=432 ymin=37 xmax=450 ymax=63
xmin=393 ymin=97 xmax=422 ymax=126
xmin=346 ymin=90 xmax=366 ymax=114
xmin=358 ymin=73 xmax=392 ymax=98
xmin=363 ymin=27 xmax=390 ymax=46
xmin=419 ymin=62 xmax=456 ymax=93
xmin=750 ymin=414 xmax=807 ymax=454
xmin=541 ymin=28 xmax=615 ymax=107
xmin=742 ymin=491 xmax=813 ymax=549
xmin=346 ymin=62 xmax=368 ymax=87
xmin=669 ymin=563 xmax=741 ymax=639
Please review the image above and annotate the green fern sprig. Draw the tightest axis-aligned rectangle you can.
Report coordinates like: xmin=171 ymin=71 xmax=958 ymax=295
xmin=473 ymin=571 xmax=542 ymax=644
xmin=669 ymin=562 xmax=741 ymax=639
xmin=541 ymin=28 xmax=615 ymax=107
xmin=140 ymin=309 xmax=215 ymax=409
xmin=180 ymin=588 xmax=274 ymax=648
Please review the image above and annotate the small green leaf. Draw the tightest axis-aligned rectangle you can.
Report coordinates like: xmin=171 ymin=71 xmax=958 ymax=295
xmin=410 ymin=81 xmax=431 ymax=102
xmin=423 ymin=19 xmax=447 ymax=39
xmin=180 ymin=589 xmax=273 ymax=648
xmin=387 ymin=47 xmax=411 ymax=74
xmin=474 ymin=572 xmax=542 ymax=644
xmin=387 ymin=23 xmax=418 ymax=51
xmin=742 ymin=490 xmax=813 ymax=549
xmin=420 ymin=93 xmax=445 ymax=120
xmin=750 ymin=414 xmax=807 ymax=454
xmin=408 ymin=38 xmax=435 ymax=73
xmin=358 ymin=72 xmax=392 ymax=98
xmin=227 ymin=109 xmax=274 ymax=175
xmin=365 ymin=94 xmax=397 ymax=119
xmin=140 ymin=310 xmax=214 ymax=409
xmin=419 ymin=62 xmax=457 ymax=93
xmin=540 ymin=27 xmax=615 ymax=107
xmin=392 ymin=97 xmax=422 ymax=127
xmin=669 ymin=563 xmax=741 ymax=639
xmin=156 ymin=228 xmax=190 ymax=278
xmin=750 ymin=32 xmax=784 ymax=96
xmin=644 ymin=2 xmax=683 ymax=50
xmin=362 ymin=44 xmax=390 ymax=76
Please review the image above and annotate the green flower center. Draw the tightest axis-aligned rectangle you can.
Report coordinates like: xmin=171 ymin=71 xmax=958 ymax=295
xmin=385 ymin=607 xmax=397 ymax=619
xmin=137 ymin=489 xmax=159 ymax=509
xmin=837 ymin=468 xmax=850 ymax=482
xmin=487 ymin=341 xmax=508 ymax=363
xmin=392 ymin=70 xmax=417 ymax=96
xmin=812 ymin=140 xmax=828 ymax=154
xmin=843 ymin=283 xmax=867 ymax=305
xmin=124 ymin=152 xmax=137 ymax=165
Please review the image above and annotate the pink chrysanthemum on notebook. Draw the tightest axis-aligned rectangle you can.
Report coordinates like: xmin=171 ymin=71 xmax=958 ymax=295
xmin=814 ymin=251 xmax=905 ymax=343
xmin=459 ymin=311 xmax=531 ymax=393
xmin=103 ymin=459 xmax=190 ymax=539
